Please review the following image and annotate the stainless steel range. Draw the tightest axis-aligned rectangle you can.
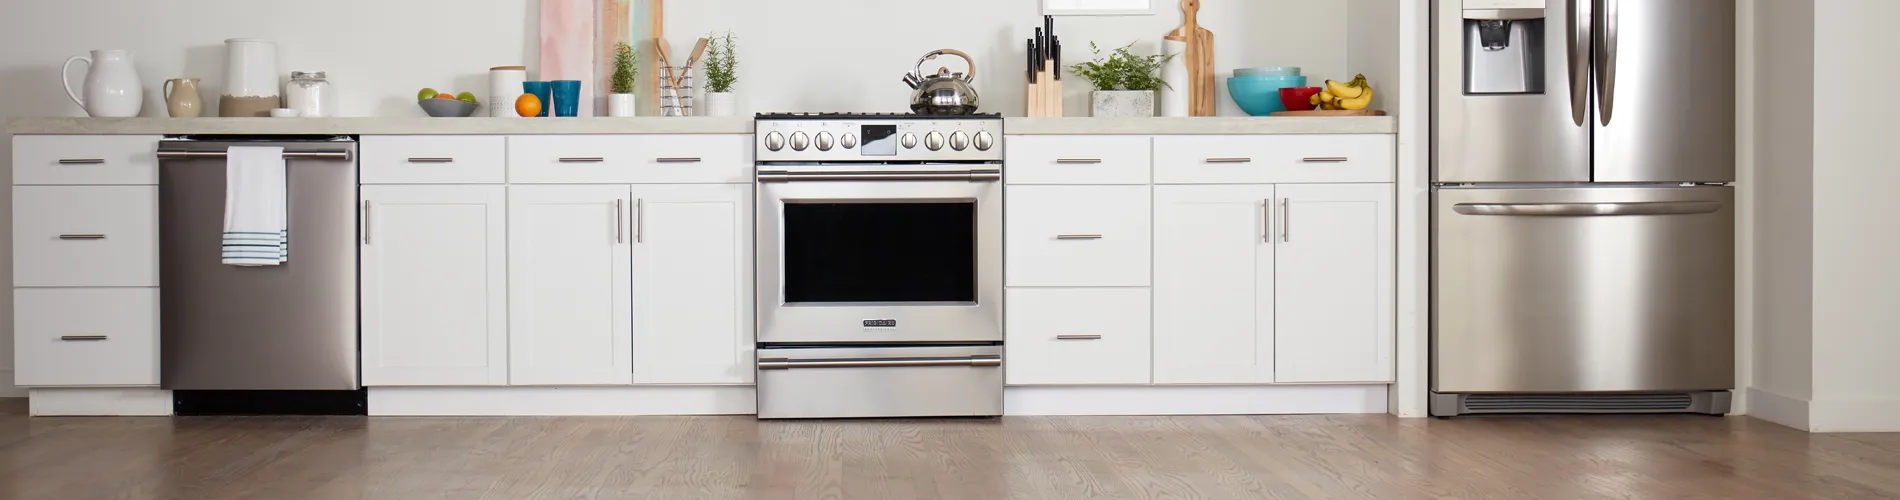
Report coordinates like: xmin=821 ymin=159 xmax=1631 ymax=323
xmin=753 ymin=112 xmax=1004 ymax=419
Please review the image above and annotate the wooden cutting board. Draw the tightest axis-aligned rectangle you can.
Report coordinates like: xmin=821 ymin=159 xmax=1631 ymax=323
xmin=1268 ymin=110 xmax=1389 ymax=117
xmin=1167 ymin=0 xmax=1215 ymax=116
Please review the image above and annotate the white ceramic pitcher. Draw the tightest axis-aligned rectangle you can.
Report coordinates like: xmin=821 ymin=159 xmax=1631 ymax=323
xmin=62 ymin=50 xmax=144 ymax=117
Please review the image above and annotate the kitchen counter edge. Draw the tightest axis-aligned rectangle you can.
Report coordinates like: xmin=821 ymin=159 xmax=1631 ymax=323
xmin=7 ymin=117 xmax=757 ymax=135
xmin=1003 ymin=117 xmax=1395 ymax=135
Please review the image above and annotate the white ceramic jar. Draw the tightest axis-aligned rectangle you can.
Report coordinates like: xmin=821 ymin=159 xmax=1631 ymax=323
xmin=221 ymin=39 xmax=280 ymax=117
xmin=285 ymin=71 xmax=335 ymax=117
xmin=61 ymin=50 xmax=144 ymax=117
xmin=489 ymin=66 xmax=528 ymax=117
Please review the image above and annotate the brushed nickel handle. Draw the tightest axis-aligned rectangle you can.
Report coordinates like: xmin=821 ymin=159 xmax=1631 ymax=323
xmin=57 ymin=159 xmax=106 ymax=165
xmin=59 ymin=234 xmax=106 ymax=240
xmin=1055 ymin=158 xmax=1103 ymax=164
xmin=654 ymin=157 xmax=702 ymax=163
xmin=1452 ymin=201 xmax=1723 ymax=217
xmin=1281 ymin=198 xmax=1291 ymax=243
xmin=558 ymin=157 xmax=606 ymax=163
xmin=158 ymin=150 xmax=352 ymax=161
xmin=1569 ymin=0 xmax=1593 ymax=126
xmin=1596 ymin=0 xmax=1620 ymax=126
xmin=1264 ymin=199 xmax=1273 ymax=243
xmin=758 ymin=356 xmax=1003 ymax=370
xmin=362 ymin=201 xmax=372 ymax=244
xmin=1055 ymin=234 xmax=1103 ymax=240
xmin=757 ymin=169 xmax=1002 ymax=183
xmin=59 ymin=335 xmax=108 ymax=341
xmin=406 ymin=157 xmax=454 ymax=163
xmin=615 ymin=199 xmax=625 ymax=244
xmin=634 ymin=199 xmax=645 ymax=243
xmin=1301 ymin=157 xmax=1349 ymax=163
xmin=1056 ymin=334 xmax=1102 ymax=340
xmin=1206 ymin=157 xmax=1253 ymax=164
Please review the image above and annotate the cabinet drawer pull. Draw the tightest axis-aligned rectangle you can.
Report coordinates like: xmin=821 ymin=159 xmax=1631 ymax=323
xmin=1206 ymin=157 xmax=1253 ymax=164
xmin=1056 ymin=334 xmax=1103 ymax=341
xmin=1055 ymin=158 xmax=1103 ymax=164
xmin=60 ymin=335 xmax=108 ymax=341
xmin=58 ymin=159 xmax=107 ymax=165
xmin=558 ymin=157 xmax=606 ymax=163
xmin=59 ymin=234 xmax=106 ymax=240
xmin=406 ymin=157 xmax=455 ymax=163
xmin=1055 ymin=234 xmax=1103 ymax=240
xmin=654 ymin=157 xmax=702 ymax=163
xmin=1301 ymin=157 xmax=1350 ymax=163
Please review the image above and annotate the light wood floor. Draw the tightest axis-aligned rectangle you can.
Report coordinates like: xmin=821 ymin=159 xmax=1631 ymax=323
xmin=0 ymin=408 xmax=1895 ymax=500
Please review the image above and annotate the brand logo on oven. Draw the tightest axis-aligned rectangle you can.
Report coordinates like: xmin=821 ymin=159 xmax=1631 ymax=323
xmin=863 ymin=319 xmax=898 ymax=328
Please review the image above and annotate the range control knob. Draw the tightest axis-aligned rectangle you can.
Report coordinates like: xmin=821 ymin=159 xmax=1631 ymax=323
xmin=924 ymin=131 xmax=946 ymax=151
xmin=841 ymin=133 xmax=858 ymax=149
xmin=973 ymin=131 xmax=995 ymax=151
xmin=764 ymin=131 xmax=786 ymax=151
xmin=815 ymin=131 xmax=835 ymax=151
xmin=949 ymin=131 xmax=971 ymax=151
xmin=901 ymin=132 xmax=919 ymax=149
xmin=789 ymin=131 xmax=810 ymax=151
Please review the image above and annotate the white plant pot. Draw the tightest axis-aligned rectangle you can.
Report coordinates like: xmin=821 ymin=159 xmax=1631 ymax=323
xmin=1091 ymin=90 xmax=1155 ymax=118
xmin=704 ymin=92 xmax=736 ymax=117
xmin=607 ymin=93 xmax=636 ymax=117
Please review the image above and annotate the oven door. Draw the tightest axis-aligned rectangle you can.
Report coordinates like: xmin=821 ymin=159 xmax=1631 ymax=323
xmin=757 ymin=167 xmax=1003 ymax=343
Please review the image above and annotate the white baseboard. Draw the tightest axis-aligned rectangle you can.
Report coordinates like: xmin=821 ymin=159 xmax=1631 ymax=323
xmin=0 ymin=370 xmax=26 ymax=398
xmin=368 ymin=386 xmax=757 ymax=416
xmin=1746 ymin=387 xmax=1811 ymax=431
xmin=28 ymin=387 xmax=172 ymax=416
xmin=1808 ymin=397 xmax=1900 ymax=433
xmin=1004 ymin=385 xmax=1390 ymax=416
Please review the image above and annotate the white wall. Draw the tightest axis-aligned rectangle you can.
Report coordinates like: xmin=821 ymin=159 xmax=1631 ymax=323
xmin=1748 ymin=0 xmax=1815 ymax=412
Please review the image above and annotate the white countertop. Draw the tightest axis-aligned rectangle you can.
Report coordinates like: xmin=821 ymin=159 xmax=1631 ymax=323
xmin=8 ymin=116 xmax=1396 ymax=136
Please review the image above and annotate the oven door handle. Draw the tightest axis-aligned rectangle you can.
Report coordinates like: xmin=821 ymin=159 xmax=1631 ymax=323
xmin=756 ymin=169 xmax=1002 ymax=183
xmin=758 ymin=356 xmax=1003 ymax=370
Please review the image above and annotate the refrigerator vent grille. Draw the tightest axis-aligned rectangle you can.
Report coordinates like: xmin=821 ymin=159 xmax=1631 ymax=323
xmin=1463 ymin=393 xmax=1695 ymax=413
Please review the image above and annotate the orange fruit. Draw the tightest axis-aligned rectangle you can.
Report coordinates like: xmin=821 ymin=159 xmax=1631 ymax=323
xmin=515 ymin=93 xmax=543 ymax=117
xmin=434 ymin=93 xmax=456 ymax=100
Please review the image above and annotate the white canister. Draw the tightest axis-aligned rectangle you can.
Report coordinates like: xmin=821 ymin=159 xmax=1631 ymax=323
xmin=222 ymin=39 xmax=279 ymax=99
xmin=489 ymin=66 xmax=528 ymax=117
xmin=703 ymin=92 xmax=735 ymax=117
xmin=61 ymin=50 xmax=144 ymax=117
xmin=285 ymin=71 xmax=335 ymax=118
xmin=1159 ymin=38 xmax=1190 ymax=118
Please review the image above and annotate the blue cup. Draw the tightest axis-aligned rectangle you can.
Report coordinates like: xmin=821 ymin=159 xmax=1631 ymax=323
xmin=521 ymin=81 xmax=552 ymax=117
xmin=552 ymin=80 xmax=581 ymax=117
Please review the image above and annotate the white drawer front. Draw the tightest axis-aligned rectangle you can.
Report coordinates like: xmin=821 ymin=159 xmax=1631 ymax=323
xmin=362 ymin=135 xmax=507 ymax=184
xmin=13 ymin=135 xmax=161 ymax=185
xmin=15 ymin=288 xmax=160 ymax=387
xmin=509 ymin=135 xmax=751 ymax=184
xmin=14 ymin=186 xmax=158 ymax=287
xmin=1005 ymin=288 xmax=1152 ymax=385
xmin=1005 ymin=136 xmax=1151 ymax=185
xmin=1006 ymin=186 xmax=1150 ymax=287
xmin=1154 ymin=135 xmax=1394 ymax=184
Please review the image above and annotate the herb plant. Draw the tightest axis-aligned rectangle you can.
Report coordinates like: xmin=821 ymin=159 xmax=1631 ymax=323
xmin=611 ymin=42 xmax=638 ymax=95
xmin=1068 ymin=42 xmax=1174 ymax=92
xmin=705 ymin=31 xmax=738 ymax=93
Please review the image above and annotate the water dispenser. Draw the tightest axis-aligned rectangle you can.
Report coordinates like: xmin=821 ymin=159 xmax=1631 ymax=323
xmin=1463 ymin=0 xmax=1547 ymax=94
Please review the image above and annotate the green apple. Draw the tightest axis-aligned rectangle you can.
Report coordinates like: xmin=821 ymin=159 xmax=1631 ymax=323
xmin=417 ymin=88 xmax=439 ymax=102
xmin=456 ymin=92 xmax=479 ymax=103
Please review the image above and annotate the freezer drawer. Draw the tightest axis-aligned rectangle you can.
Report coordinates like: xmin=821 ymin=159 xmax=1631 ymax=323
xmin=757 ymin=345 xmax=1002 ymax=419
xmin=1432 ymin=186 xmax=1734 ymax=393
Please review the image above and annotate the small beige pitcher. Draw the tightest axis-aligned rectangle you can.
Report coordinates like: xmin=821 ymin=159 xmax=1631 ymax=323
xmin=163 ymin=78 xmax=203 ymax=118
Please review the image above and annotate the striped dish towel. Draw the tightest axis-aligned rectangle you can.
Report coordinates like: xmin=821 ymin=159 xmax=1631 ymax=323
xmin=222 ymin=146 xmax=288 ymax=266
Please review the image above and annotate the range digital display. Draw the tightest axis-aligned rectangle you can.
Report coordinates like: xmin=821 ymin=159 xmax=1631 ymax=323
xmin=860 ymin=125 xmax=898 ymax=156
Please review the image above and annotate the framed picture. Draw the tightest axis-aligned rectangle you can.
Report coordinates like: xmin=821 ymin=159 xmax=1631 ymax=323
xmin=1042 ymin=0 xmax=1157 ymax=16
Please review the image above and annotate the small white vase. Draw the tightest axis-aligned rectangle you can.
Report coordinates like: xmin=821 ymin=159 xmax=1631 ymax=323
xmin=1159 ymin=39 xmax=1190 ymax=117
xmin=61 ymin=50 xmax=143 ymax=117
xmin=608 ymin=93 xmax=636 ymax=117
xmin=704 ymin=92 xmax=736 ymax=117
xmin=1091 ymin=90 xmax=1155 ymax=118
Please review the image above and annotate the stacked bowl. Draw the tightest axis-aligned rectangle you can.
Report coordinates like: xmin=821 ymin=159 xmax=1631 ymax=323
xmin=1228 ymin=67 xmax=1306 ymax=116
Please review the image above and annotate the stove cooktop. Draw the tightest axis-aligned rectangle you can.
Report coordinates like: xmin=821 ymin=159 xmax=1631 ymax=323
xmin=756 ymin=112 xmax=1003 ymax=120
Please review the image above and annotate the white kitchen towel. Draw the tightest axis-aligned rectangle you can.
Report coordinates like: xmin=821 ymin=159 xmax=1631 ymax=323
xmin=222 ymin=146 xmax=288 ymax=266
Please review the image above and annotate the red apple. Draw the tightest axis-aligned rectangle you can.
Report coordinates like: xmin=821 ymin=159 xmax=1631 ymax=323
xmin=1280 ymin=87 xmax=1324 ymax=112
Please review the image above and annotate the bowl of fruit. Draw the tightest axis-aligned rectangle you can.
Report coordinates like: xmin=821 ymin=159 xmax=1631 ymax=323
xmin=417 ymin=88 xmax=480 ymax=117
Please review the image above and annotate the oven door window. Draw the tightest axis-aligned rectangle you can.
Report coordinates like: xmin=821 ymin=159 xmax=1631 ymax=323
xmin=782 ymin=201 xmax=976 ymax=303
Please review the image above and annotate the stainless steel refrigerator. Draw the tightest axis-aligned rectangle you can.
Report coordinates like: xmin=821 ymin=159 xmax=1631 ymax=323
xmin=1430 ymin=0 xmax=1735 ymax=416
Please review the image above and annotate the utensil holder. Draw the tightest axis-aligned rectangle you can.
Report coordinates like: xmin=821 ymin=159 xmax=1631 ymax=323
xmin=659 ymin=66 xmax=695 ymax=117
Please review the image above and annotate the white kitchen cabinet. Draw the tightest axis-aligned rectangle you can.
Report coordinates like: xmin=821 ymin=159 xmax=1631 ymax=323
xmin=14 ymin=288 xmax=159 ymax=387
xmin=1273 ymin=184 xmax=1396 ymax=383
xmin=1152 ymin=185 xmax=1277 ymax=384
xmin=1005 ymin=186 xmax=1151 ymax=287
xmin=629 ymin=184 xmax=754 ymax=385
xmin=13 ymin=186 xmax=159 ymax=287
xmin=508 ymin=185 xmax=634 ymax=385
xmin=1005 ymin=288 xmax=1152 ymax=385
xmin=361 ymin=185 xmax=509 ymax=386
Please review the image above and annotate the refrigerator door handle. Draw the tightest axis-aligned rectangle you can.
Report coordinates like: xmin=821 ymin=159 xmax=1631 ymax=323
xmin=1594 ymin=0 xmax=1619 ymax=126
xmin=1452 ymin=201 xmax=1722 ymax=217
xmin=1569 ymin=0 xmax=1592 ymax=126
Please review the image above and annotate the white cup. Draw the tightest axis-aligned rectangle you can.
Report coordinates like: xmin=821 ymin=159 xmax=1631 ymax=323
xmin=270 ymin=108 xmax=300 ymax=118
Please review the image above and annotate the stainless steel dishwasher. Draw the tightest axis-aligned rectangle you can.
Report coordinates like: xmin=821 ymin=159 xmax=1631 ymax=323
xmin=157 ymin=137 xmax=359 ymax=391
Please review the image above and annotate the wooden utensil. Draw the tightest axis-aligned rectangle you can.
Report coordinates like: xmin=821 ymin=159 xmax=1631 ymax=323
xmin=685 ymin=37 xmax=710 ymax=69
xmin=654 ymin=38 xmax=674 ymax=85
xmin=1268 ymin=109 xmax=1388 ymax=117
xmin=1167 ymin=0 xmax=1215 ymax=116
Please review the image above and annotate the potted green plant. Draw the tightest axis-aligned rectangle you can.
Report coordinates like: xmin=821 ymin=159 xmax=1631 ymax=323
xmin=1068 ymin=41 xmax=1173 ymax=117
xmin=702 ymin=31 xmax=738 ymax=117
xmin=608 ymin=42 xmax=638 ymax=117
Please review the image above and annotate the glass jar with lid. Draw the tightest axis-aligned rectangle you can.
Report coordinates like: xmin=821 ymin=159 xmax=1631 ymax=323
xmin=285 ymin=71 xmax=335 ymax=117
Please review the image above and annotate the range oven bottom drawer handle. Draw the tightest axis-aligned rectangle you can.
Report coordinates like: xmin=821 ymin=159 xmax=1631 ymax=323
xmin=758 ymin=357 xmax=1002 ymax=370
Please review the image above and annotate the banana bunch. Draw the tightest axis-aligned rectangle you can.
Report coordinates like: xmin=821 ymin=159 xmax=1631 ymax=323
xmin=1311 ymin=74 xmax=1374 ymax=111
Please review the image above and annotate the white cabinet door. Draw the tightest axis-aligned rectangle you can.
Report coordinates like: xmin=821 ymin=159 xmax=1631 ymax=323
xmin=1005 ymin=185 xmax=1151 ymax=287
xmin=508 ymin=185 xmax=634 ymax=385
xmin=361 ymin=185 xmax=508 ymax=386
xmin=1153 ymin=185 xmax=1276 ymax=384
xmin=1274 ymin=184 xmax=1395 ymax=383
xmin=629 ymin=184 xmax=754 ymax=385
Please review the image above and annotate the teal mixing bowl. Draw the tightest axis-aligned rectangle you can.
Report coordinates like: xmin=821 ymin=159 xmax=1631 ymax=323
xmin=1228 ymin=75 xmax=1308 ymax=115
